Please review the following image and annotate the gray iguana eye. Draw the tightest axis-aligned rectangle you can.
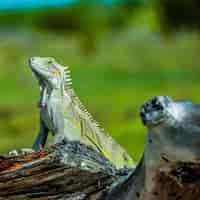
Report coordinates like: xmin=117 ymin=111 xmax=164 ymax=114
xmin=47 ymin=61 xmax=52 ymax=64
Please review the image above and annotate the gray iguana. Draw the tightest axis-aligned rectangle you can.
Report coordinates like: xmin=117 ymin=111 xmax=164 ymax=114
xmin=29 ymin=57 xmax=134 ymax=169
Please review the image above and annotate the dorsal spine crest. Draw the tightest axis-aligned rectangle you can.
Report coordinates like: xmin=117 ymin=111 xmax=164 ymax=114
xmin=63 ymin=66 xmax=73 ymax=89
xmin=63 ymin=65 xmax=106 ymax=136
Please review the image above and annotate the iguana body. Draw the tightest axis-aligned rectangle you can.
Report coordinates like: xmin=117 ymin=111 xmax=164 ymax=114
xmin=29 ymin=57 xmax=134 ymax=169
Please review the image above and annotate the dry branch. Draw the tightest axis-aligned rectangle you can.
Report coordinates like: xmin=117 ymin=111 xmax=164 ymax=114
xmin=0 ymin=141 xmax=200 ymax=200
xmin=0 ymin=142 xmax=123 ymax=200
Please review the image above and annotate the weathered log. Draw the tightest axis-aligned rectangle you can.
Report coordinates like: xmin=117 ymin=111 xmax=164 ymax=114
xmin=151 ymin=162 xmax=200 ymax=200
xmin=0 ymin=141 xmax=200 ymax=200
xmin=0 ymin=141 xmax=125 ymax=200
xmin=106 ymin=158 xmax=200 ymax=200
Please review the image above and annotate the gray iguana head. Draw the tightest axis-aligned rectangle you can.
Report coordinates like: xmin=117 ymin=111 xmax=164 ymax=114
xmin=140 ymin=96 xmax=200 ymax=162
xmin=29 ymin=57 xmax=70 ymax=90
xmin=29 ymin=57 xmax=71 ymax=107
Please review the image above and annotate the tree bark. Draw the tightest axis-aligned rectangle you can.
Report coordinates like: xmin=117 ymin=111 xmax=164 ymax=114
xmin=149 ymin=161 xmax=200 ymax=200
xmin=0 ymin=141 xmax=123 ymax=200
xmin=0 ymin=141 xmax=200 ymax=200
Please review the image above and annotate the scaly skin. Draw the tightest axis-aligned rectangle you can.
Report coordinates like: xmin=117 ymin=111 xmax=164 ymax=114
xmin=28 ymin=57 xmax=134 ymax=169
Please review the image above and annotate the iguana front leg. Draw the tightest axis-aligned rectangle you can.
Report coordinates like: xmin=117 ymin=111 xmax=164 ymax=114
xmin=38 ymin=85 xmax=48 ymax=108
xmin=32 ymin=119 xmax=49 ymax=151
xmin=50 ymin=105 xmax=66 ymax=145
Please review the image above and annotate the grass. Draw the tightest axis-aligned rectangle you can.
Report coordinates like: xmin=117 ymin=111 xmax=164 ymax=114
xmin=0 ymin=31 xmax=200 ymax=161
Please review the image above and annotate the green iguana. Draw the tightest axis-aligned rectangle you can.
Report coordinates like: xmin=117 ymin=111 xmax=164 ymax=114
xmin=29 ymin=57 xmax=134 ymax=169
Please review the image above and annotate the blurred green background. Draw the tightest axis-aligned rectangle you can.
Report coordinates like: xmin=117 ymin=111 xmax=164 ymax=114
xmin=0 ymin=0 xmax=200 ymax=161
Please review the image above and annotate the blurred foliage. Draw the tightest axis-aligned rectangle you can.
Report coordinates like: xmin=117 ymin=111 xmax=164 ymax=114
xmin=33 ymin=4 xmax=137 ymax=53
xmin=158 ymin=0 xmax=200 ymax=32
xmin=0 ymin=3 xmax=139 ymax=32
xmin=0 ymin=30 xmax=200 ymax=161
xmin=0 ymin=1 xmax=200 ymax=51
xmin=0 ymin=0 xmax=200 ymax=35
xmin=0 ymin=3 xmax=137 ymax=53
xmin=0 ymin=1 xmax=200 ymax=162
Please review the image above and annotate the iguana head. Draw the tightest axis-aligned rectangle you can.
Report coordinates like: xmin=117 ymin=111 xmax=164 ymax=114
xmin=29 ymin=57 xmax=70 ymax=90
xmin=29 ymin=57 xmax=71 ymax=108
xmin=140 ymin=96 xmax=200 ymax=162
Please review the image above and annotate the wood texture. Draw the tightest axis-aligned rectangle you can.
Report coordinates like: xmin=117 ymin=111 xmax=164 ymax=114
xmin=0 ymin=142 xmax=122 ymax=200
xmin=0 ymin=141 xmax=199 ymax=200
xmin=150 ymin=162 xmax=200 ymax=200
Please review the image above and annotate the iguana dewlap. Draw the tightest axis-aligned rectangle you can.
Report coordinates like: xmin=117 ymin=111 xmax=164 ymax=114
xmin=29 ymin=57 xmax=134 ymax=169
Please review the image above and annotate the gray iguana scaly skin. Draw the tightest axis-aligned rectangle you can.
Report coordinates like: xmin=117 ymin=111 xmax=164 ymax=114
xmin=29 ymin=57 xmax=134 ymax=169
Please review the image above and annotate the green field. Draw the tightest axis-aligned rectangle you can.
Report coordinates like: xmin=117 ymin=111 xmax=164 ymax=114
xmin=0 ymin=31 xmax=200 ymax=161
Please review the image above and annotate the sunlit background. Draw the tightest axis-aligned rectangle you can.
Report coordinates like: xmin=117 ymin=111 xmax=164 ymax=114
xmin=0 ymin=0 xmax=200 ymax=161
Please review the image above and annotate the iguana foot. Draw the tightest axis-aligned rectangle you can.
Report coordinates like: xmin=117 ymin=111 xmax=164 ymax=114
xmin=8 ymin=148 xmax=35 ymax=157
xmin=8 ymin=150 xmax=19 ymax=157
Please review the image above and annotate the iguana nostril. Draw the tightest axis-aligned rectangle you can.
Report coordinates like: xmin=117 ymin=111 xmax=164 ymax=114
xmin=29 ymin=57 xmax=36 ymax=66
xmin=30 ymin=57 xmax=35 ymax=62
